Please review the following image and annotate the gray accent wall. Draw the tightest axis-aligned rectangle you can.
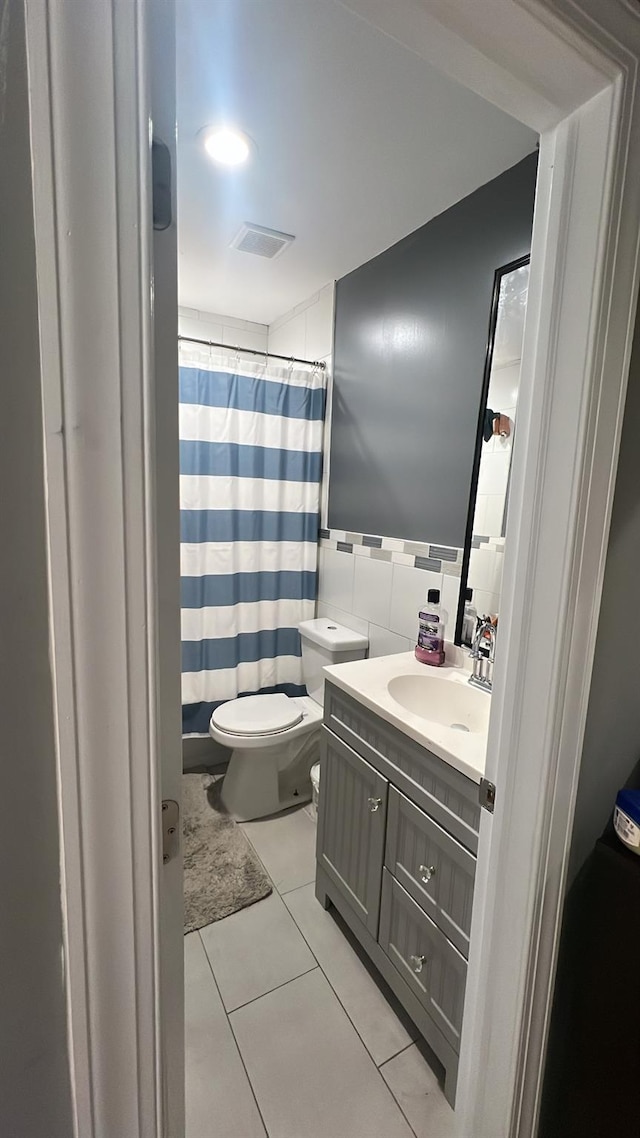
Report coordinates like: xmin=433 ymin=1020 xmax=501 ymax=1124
xmin=328 ymin=152 xmax=538 ymax=546
xmin=0 ymin=2 xmax=72 ymax=1134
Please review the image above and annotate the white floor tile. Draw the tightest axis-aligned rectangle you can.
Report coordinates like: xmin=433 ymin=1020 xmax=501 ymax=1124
xmin=380 ymin=1043 xmax=460 ymax=1138
xmin=184 ymin=933 xmax=266 ymax=1138
xmin=240 ymin=804 xmax=317 ymax=895
xmin=230 ymin=969 xmax=414 ymax=1138
xmin=285 ymin=883 xmax=416 ymax=1065
xmin=199 ymin=891 xmax=316 ymax=1012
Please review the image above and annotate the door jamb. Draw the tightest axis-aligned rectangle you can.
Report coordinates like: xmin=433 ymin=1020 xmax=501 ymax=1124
xmin=23 ymin=0 xmax=640 ymax=1135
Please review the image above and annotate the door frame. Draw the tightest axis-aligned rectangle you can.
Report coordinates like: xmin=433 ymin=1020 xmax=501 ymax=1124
xmin=23 ymin=1 xmax=640 ymax=1136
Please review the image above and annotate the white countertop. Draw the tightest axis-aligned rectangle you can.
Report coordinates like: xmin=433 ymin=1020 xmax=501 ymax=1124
xmin=323 ymin=650 xmax=489 ymax=784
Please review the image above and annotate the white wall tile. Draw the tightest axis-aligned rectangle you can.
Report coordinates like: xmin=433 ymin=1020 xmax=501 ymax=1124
xmin=483 ymin=494 xmax=505 ymax=537
xmin=222 ymin=325 xmax=268 ymax=352
xmin=388 ymin=563 xmax=442 ymax=641
xmin=473 ymin=494 xmax=488 ymax=535
xmin=473 ymin=589 xmax=500 ymax=619
xmin=468 ymin=547 xmax=497 ymax=592
xmin=222 ymin=314 xmax=268 ymax=334
xmin=305 ymin=285 xmax=334 ymax=361
xmin=368 ymin=624 xmax=413 ymax=658
xmin=441 ymin=574 xmax=462 ymax=640
xmin=178 ymin=314 xmax=224 ymax=343
xmin=268 ymin=312 xmax=307 ymax=359
xmin=317 ymin=548 xmax=354 ymax=613
xmin=352 ymin=557 xmax=393 ymax=629
xmin=490 ymin=550 xmax=504 ymax=596
xmin=178 ymin=309 xmax=269 ymax=352
xmin=488 ymin=361 xmax=521 ymax=409
xmin=477 ymin=450 xmax=510 ymax=497
xmin=316 ymin=601 xmax=369 ymax=639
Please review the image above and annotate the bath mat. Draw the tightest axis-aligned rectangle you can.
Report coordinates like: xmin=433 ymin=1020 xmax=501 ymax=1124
xmin=183 ymin=774 xmax=272 ymax=934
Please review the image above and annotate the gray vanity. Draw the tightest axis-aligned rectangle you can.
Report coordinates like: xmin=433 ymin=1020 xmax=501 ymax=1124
xmin=315 ymin=679 xmax=482 ymax=1105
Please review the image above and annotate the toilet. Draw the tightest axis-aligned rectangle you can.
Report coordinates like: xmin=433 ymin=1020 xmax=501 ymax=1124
xmin=209 ymin=617 xmax=369 ymax=821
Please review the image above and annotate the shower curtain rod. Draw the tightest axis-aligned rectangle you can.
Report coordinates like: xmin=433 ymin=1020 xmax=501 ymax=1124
xmin=178 ymin=334 xmax=326 ymax=370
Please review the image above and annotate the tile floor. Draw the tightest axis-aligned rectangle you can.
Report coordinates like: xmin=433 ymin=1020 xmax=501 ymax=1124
xmin=185 ymin=802 xmax=460 ymax=1138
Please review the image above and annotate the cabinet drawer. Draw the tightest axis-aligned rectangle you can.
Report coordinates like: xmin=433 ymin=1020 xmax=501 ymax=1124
xmin=379 ymin=870 xmax=467 ymax=1053
xmin=324 ymin=682 xmax=480 ymax=853
xmin=317 ymin=727 xmax=388 ymax=937
xmin=385 ymin=788 xmax=476 ymax=958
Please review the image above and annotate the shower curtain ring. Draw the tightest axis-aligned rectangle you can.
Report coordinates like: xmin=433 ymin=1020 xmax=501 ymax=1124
xmin=288 ymin=355 xmax=294 ymax=372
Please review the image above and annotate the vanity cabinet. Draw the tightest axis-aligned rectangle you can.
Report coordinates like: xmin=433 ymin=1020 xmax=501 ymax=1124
xmin=316 ymin=681 xmax=482 ymax=1105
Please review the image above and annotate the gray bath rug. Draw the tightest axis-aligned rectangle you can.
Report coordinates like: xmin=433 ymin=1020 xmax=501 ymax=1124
xmin=183 ymin=774 xmax=272 ymax=934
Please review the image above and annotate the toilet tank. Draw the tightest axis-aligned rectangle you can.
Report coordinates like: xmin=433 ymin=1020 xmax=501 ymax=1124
xmin=299 ymin=618 xmax=368 ymax=705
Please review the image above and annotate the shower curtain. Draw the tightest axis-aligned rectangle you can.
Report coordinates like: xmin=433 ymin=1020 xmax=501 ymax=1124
xmin=179 ymin=342 xmax=326 ymax=735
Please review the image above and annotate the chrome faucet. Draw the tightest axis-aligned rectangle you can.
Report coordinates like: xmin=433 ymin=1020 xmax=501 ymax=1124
xmin=468 ymin=617 xmax=496 ymax=692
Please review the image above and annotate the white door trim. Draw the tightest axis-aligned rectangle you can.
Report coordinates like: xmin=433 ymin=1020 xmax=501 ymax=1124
xmin=24 ymin=1 xmax=163 ymax=1135
xmin=23 ymin=0 xmax=640 ymax=1135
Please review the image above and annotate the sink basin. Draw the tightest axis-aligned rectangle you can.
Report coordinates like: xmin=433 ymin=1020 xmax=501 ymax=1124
xmin=387 ymin=673 xmax=490 ymax=735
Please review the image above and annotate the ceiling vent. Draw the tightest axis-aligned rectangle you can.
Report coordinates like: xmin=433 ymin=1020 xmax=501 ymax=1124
xmin=230 ymin=222 xmax=295 ymax=260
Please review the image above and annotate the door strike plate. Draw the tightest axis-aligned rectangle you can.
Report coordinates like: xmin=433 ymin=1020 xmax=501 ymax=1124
xmin=479 ymin=778 xmax=496 ymax=813
xmin=161 ymin=799 xmax=179 ymax=864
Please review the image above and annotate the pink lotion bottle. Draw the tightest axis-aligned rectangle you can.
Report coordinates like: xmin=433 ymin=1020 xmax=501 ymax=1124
xmin=415 ymin=588 xmax=447 ymax=666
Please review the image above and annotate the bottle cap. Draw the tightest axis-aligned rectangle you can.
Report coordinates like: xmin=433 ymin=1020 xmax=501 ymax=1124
xmin=427 ymin=589 xmax=440 ymax=604
xmin=465 ymin=587 xmax=473 ymax=602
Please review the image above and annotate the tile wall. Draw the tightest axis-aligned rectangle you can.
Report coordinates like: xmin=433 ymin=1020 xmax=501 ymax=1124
xmin=468 ymin=358 xmax=520 ymax=617
xmin=317 ymin=530 xmax=463 ymax=656
xmin=178 ymin=306 xmax=269 ymax=353
xmin=468 ymin=537 xmax=505 ymax=621
xmin=267 ymin=283 xmax=334 ymax=364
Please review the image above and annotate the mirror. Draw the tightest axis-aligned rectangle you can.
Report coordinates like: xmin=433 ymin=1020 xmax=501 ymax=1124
xmin=457 ymin=256 xmax=530 ymax=645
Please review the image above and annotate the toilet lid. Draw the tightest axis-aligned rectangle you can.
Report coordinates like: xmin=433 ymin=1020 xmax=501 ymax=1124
xmin=211 ymin=693 xmax=303 ymax=737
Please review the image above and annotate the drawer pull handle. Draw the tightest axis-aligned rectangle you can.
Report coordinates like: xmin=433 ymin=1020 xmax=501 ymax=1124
xmin=419 ymin=864 xmax=436 ymax=884
xmin=409 ymin=953 xmax=426 ymax=974
xmin=367 ymin=796 xmax=382 ymax=813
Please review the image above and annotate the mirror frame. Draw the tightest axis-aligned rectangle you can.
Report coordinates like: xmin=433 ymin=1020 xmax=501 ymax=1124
xmin=455 ymin=253 xmax=530 ymax=644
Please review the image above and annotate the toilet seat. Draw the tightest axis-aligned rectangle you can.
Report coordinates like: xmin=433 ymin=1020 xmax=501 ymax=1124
xmin=211 ymin=693 xmax=303 ymax=738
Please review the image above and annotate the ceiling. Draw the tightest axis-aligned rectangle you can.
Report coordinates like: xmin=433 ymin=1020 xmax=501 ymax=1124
xmin=176 ymin=0 xmax=537 ymax=327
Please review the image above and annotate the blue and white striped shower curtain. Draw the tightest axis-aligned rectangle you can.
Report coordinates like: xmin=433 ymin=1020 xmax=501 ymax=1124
xmin=179 ymin=344 xmax=326 ymax=735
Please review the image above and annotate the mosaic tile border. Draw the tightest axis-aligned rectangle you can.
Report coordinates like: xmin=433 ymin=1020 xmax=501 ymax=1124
xmin=471 ymin=534 xmax=506 ymax=553
xmin=318 ymin=528 xmax=464 ymax=578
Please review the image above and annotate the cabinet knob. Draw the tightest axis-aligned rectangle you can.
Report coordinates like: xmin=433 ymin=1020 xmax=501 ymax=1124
xmin=367 ymin=796 xmax=382 ymax=813
xmin=409 ymin=953 xmax=426 ymax=974
xmin=419 ymin=864 xmax=436 ymax=884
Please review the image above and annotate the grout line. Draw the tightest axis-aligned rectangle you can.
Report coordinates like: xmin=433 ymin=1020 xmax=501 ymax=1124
xmin=278 ymin=876 xmax=316 ymax=896
xmin=378 ymin=1038 xmax=416 ymax=1070
xmin=225 ymin=965 xmax=319 ymax=1016
xmin=284 ymin=902 xmax=421 ymax=1133
xmin=196 ymin=930 xmax=271 ymax=1138
xmin=282 ymin=886 xmax=419 ymax=1090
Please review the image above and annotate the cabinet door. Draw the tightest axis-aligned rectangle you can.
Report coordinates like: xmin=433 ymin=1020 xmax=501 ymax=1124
xmin=379 ymin=870 xmax=467 ymax=1054
xmin=317 ymin=727 xmax=388 ymax=936
xmin=385 ymin=788 xmax=476 ymax=958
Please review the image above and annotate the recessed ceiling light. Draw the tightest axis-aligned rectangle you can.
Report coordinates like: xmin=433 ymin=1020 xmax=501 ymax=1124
xmin=203 ymin=126 xmax=252 ymax=167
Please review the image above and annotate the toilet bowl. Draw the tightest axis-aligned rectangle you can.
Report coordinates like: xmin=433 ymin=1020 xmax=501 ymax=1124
xmin=209 ymin=618 xmax=368 ymax=821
